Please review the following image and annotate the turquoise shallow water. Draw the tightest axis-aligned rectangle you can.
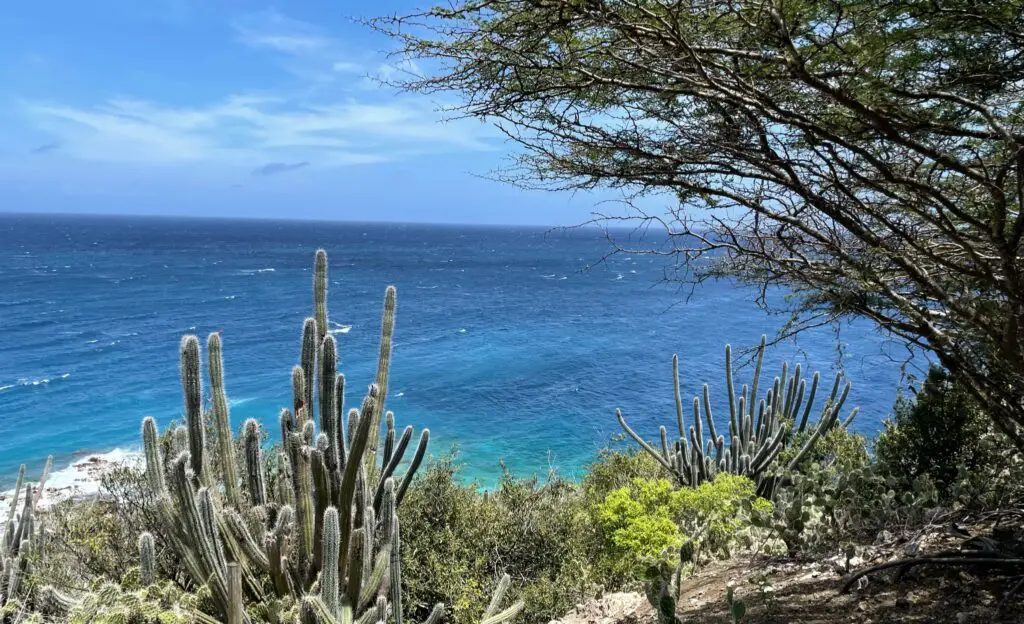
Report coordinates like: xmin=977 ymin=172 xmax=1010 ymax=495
xmin=0 ymin=214 xmax=916 ymax=488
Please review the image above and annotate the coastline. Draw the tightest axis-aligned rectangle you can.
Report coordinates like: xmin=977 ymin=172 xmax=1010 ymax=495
xmin=0 ymin=448 xmax=142 ymax=530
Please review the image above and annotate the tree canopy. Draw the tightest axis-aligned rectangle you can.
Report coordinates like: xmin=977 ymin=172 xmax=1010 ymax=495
xmin=371 ymin=0 xmax=1024 ymax=446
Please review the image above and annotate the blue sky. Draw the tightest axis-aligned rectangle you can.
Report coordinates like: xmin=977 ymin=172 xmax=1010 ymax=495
xmin=0 ymin=0 xmax=616 ymax=225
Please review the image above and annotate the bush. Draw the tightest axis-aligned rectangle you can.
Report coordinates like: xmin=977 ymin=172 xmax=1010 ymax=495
xmin=594 ymin=478 xmax=684 ymax=581
xmin=37 ymin=463 xmax=176 ymax=590
xmin=875 ymin=366 xmax=994 ymax=496
xmin=399 ymin=454 xmax=598 ymax=624
xmin=580 ymin=444 xmax=665 ymax=507
xmin=593 ymin=474 xmax=770 ymax=583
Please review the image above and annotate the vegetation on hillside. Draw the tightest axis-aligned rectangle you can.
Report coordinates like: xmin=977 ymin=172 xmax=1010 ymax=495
xmin=2 ymin=251 xmax=1022 ymax=624
xmin=3 ymin=1 xmax=1024 ymax=620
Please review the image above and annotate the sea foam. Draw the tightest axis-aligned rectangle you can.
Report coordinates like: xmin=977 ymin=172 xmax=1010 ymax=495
xmin=0 ymin=448 xmax=143 ymax=537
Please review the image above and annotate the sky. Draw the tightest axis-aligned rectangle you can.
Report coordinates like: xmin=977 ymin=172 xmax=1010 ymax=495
xmin=0 ymin=0 xmax=617 ymax=225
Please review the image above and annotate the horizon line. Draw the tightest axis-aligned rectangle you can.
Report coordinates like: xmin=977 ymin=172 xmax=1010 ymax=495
xmin=0 ymin=209 xmax=619 ymax=232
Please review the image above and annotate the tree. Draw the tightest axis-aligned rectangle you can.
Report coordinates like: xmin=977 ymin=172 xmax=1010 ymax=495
xmin=370 ymin=0 xmax=1024 ymax=447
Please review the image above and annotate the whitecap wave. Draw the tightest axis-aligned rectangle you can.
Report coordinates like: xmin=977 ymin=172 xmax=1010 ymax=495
xmin=6 ymin=373 xmax=71 ymax=390
xmin=239 ymin=268 xmax=276 ymax=275
xmin=328 ymin=323 xmax=352 ymax=335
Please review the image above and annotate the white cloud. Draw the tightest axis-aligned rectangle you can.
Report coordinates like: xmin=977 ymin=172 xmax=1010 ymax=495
xmin=243 ymin=33 xmax=332 ymax=55
xmin=231 ymin=9 xmax=366 ymax=77
xmin=332 ymin=61 xmax=363 ymax=74
xmin=23 ymin=94 xmax=492 ymax=167
xmin=21 ymin=11 xmax=495 ymax=168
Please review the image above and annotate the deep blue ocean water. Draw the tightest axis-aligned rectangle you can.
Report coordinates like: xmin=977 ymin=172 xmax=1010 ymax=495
xmin=0 ymin=214 xmax=917 ymax=488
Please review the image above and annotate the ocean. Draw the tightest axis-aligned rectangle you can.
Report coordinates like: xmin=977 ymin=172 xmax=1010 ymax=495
xmin=0 ymin=214 xmax=917 ymax=489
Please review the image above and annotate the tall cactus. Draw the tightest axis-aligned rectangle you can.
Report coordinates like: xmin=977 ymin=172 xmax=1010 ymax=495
xmin=1 ymin=460 xmax=52 ymax=612
xmin=320 ymin=507 xmax=340 ymax=619
xmin=314 ymin=248 xmax=329 ymax=344
xmin=180 ymin=335 xmax=206 ymax=482
xmin=208 ymin=332 xmax=241 ymax=506
xmin=367 ymin=286 xmax=397 ymax=471
xmin=242 ymin=419 xmax=266 ymax=507
xmin=139 ymin=532 xmax=155 ymax=586
xmin=137 ymin=250 xmax=474 ymax=624
xmin=617 ymin=335 xmax=858 ymax=497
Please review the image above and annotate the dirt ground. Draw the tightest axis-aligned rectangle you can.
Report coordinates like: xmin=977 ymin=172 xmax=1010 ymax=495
xmin=553 ymin=522 xmax=1024 ymax=624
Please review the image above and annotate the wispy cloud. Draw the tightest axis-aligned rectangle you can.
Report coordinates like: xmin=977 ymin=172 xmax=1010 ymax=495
xmin=21 ymin=8 xmax=496 ymax=170
xmin=18 ymin=10 xmax=495 ymax=171
xmin=231 ymin=10 xmax=368 ymax=79
xmin=31 ymin=141 xmax=60 ymax=154
xmin=23 ymin=93 xmax=490 ymax=167
xmin=253 ymin=161 xmax=308 ymax=176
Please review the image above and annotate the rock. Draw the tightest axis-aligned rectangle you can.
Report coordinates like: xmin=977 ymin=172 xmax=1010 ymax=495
xmin=549 ymin=593 xmax=652 ymax=624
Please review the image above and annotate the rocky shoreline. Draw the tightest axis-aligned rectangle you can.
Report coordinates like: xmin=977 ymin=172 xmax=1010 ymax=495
xmin=0 ymin=450 xmax=141 ymax=532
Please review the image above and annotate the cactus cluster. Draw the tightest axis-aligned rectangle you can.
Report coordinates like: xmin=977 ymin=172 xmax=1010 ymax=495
xmin=139 ymin=250 xmax=523 ymax=624
xmin=1 ymin=456 xmax=54 ymax=616
xmin=617 ymin=336 xmax=858 ymax=497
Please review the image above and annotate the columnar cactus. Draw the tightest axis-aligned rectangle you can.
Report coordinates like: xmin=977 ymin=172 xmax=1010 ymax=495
xmin=314 ymin=249 xmax=329 ymax=344
xmin=138 ymin=532 xmax=155 ymax=586
xmin=617 ymin=335 xmax=859 ymax=497
xmin=1 ymin=458 xmax=52 ymax=611
xmin=180 ymin=335 xmax=206 ymax=481
xmin=367 ymin=286 xmax=397 ymax=471
xmin=137 ymin=250 xmax=521 ymax=624
xmin=208 ymin=332 xmax=242 ymax=506
xmin=243 ymin=419 xmax=266 ymax=508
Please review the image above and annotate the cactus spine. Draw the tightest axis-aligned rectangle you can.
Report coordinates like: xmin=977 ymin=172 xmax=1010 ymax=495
xmin=617 ymin=335 xmax=858 ymax=496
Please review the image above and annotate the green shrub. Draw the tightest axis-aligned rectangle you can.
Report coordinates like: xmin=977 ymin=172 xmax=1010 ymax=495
xmin=399 ymin=454 xmax=598 ymax=624
xmin=36 ymin=463 xmax=177 ymax=592
xmin=580 ymin=445 xmax=665 ymax=507
xmin=875 ymin=366 xmax=994 ymax=496
xmin=594 ymin=474 xmax=770 ymax=583
xmin=595 ymin=477 xmax=684 ymax=579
